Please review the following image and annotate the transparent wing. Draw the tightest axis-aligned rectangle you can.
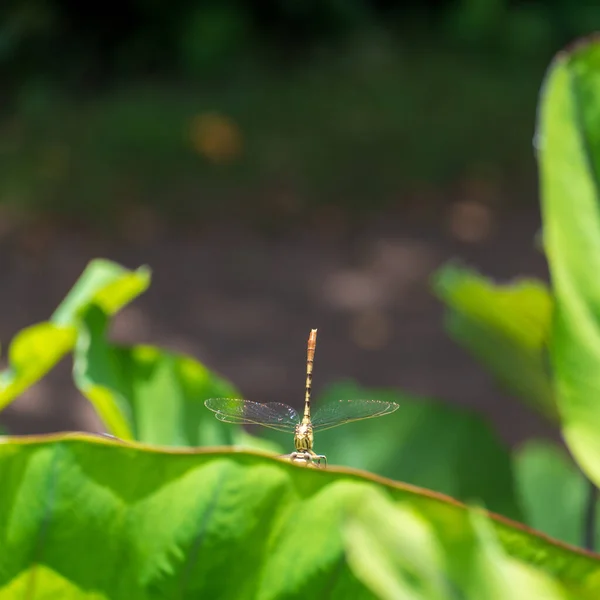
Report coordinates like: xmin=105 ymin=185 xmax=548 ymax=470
xmin=204 ymin=398 xmax=299 ymax=433
xmin=311 ymin=399 xmax=399 ymax=432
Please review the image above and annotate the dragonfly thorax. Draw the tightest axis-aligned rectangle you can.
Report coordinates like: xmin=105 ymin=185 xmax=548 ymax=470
xmin=294 ymin=422 xmax=314 ymax=452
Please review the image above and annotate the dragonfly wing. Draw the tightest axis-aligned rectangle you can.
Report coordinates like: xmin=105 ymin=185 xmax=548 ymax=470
xmin=204 ymin=398 xmax=299 ymax=433
xmin=311 ymin=399 xmax=399 ymax=432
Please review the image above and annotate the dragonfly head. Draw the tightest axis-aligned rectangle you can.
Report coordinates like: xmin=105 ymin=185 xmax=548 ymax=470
xmin=294 ymin=422 xmax=314 ymax=452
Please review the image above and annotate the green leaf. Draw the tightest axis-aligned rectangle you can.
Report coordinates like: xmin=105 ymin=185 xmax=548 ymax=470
xmin=344 ymin=489 xmax=583 ymax=600
xmin=0 ymin=323 xmax=76 ymax=410
xmin=262 ymin=381 xmax=522 ymax=521
xmin=0 ymin=259 xmax=150 ymax=411
xmin=0 ymin=435 xmax=598 ymax=598
xmin=73 ymin=303 xmax=278 ymax=451
xmin=514 ymin=440 xmax=588 ymax=547
xmin=344 ymin=491 xmax=451 ymax=600
xmin=51 ymin=258 xmax=151 ymax=327
xmin=460 ymin=511 xmax=580 ymax=600
xmin=538 ymin=36 xmax=600 ymax=485
xmin=432 ymin=264 xmax=556 ymax=421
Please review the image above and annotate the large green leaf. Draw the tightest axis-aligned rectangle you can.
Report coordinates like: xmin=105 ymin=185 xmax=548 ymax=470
xmin=345 ymin=489 xmax=583 ymax=600
xmin=433 ymin=264 xmax=556 ymax=421
xmin=538 ymin=36 xmax=600 ymax=485
xmin=0 ymin=435 xmax=598 ymax=599
xmin=0 ymin=260 xmax=150 ymax=411
xmin=73 ymin=303 xmax=280 ymax=452
xmin=264 ymin=381 xmax=522 ymax=520
xmin=514 ymin=440 xmax=590 ymax=547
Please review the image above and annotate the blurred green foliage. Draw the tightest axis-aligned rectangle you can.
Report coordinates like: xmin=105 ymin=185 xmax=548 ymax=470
xmin=433 ymin=264 xmax=556 ymax=421
xmin=515 ymin=440 xmax=589 ymax=547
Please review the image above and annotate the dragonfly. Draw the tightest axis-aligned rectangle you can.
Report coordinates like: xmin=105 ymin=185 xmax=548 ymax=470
xmin=204 ymin=329 xmax=399 ymax=467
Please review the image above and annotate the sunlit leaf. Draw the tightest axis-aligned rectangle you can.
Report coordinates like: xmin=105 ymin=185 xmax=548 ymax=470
xmin=0 ymin=323 xmax=76 ymax=409
xmin=457 ymin=510 xmax=579 ymax=599
xmin=538 ymin=35 xmax=600 ymax=486
xmin=51 ymin=259 xmax=150 ymax=327
xmin=344 ymin=490 xmax=450 ymax=600
xmin=433 ymin=264 xmax=556 ymax=421
xmin=345 ymin=489 xmax=584 ymax=600
xmin=0 ymin=435 xmax=598 ymax=598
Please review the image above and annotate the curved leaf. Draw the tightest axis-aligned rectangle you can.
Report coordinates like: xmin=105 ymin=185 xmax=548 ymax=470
xmin=0 ymin=323 xmax=76 ymax=409
xmin=51 ymin=259 xmax=151 ymax=327
xmin=433 ymin=264 xmax=556 ymax=421
xmin=537 ymin=36 xmax=600 ymax=486
xmin=0 ymin=435 xmax=598 ymax=598
xmin=73 ymin=304 xmax=277 ymax=452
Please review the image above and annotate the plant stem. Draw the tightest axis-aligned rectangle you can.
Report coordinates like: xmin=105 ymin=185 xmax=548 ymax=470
xmin=583 ymin=478 xmax=598 ymax=551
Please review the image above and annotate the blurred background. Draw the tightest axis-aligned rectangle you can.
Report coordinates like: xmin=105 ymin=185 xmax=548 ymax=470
xmin=0 ymin=0 xmax=589 ymax=444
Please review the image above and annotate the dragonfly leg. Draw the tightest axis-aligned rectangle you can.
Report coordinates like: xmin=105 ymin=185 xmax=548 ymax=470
xmin=309 ymin=452 xmax=327 ymax=468
xmin=316 ymin=454 xmax=327 ymax=467
xmin=286 ymin=451 xmax=327 ymax=468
